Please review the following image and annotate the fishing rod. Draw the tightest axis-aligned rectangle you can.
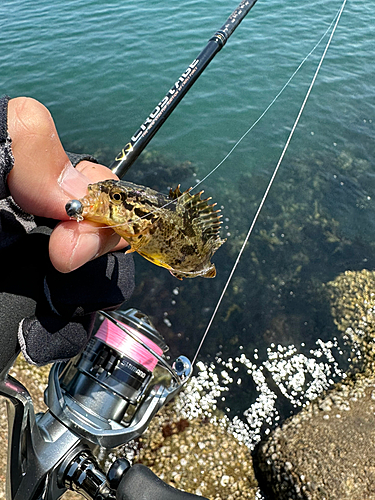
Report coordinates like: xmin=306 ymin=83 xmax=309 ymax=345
xmin=110 ymin=0 xmax=258 ymax=179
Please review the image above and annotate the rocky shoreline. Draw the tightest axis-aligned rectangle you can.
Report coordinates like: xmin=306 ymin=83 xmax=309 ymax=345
xmin=254 ymin=373 xmax=375 ymax=499
xmin=2 ymin=268 xmax=375 ymax=499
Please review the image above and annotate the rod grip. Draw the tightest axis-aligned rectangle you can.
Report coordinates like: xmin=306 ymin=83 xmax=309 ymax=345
xmin=116 ymin=464 xmax=209 ymax=500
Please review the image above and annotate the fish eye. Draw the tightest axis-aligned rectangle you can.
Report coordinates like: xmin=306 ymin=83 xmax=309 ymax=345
xmin=111 ymin=190 xmax=125 ymax=204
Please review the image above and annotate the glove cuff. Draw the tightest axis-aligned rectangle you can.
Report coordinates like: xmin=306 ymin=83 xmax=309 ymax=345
xmin=66 ymin=152 xmax=99 ymax=168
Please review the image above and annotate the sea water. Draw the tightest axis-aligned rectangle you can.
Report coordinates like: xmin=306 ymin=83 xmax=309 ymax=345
xmin=1 ymin=0 xmax=375 ymax=444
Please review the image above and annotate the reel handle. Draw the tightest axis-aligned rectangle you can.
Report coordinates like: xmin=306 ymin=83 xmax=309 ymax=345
xmin=63 ymin=453 xmax=208 ymax=500
xmin=116 ymin=464 xmax=209 ymax=500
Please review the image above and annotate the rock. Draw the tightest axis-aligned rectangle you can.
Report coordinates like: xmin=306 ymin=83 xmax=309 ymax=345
xmin=325 ymin=269 xmax=375 ymax=370
xmin=131 ymin=403 xmax=259 ymax=499
xmin=254 ymin=374 xmax=375 ymax=500
xmin=253 ymin=269 xmax=375 ymax=500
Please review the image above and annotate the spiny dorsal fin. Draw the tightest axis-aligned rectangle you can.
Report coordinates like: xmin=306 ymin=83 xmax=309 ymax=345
xmin=169 ymin=184 xmax=184 ymax=200
xmin=176 ymin=188 xmax=225 ymax=246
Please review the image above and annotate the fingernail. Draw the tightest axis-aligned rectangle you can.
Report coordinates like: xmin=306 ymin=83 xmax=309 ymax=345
xmin=69 ymin=232 xmax=101 ymax=271
xmin=58 ymin=162 xmax=91 ymax=198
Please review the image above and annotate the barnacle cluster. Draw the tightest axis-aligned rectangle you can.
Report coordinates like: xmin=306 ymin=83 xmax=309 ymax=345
xmin=134 ymin=403 xmax=258 ymax=499
xmin=326 ymin=269 xmax=375 ymax=371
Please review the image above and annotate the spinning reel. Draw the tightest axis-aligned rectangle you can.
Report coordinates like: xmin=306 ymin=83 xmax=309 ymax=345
xmin=47 ymin=308 xmax=192 ymax=449
xmin=1 ymin=309 xmax=197 ymax=500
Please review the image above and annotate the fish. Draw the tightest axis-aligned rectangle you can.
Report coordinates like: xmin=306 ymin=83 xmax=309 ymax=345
xmin=66 ymin=179 xmax=226 ymax=279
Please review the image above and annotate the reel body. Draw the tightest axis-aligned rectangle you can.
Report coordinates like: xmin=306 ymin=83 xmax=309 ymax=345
xmin=47 ymin=308 xmax=192 ymax=448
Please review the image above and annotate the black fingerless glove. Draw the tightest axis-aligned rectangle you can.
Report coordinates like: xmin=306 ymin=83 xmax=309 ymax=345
xmin=19 ymin=245 xmax=135 ymax=365
xmin=2 ymin=227 xmax=135 ymax=367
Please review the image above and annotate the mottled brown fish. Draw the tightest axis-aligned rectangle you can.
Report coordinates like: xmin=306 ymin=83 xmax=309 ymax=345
xmin=66 ymin=179 xmax=225 ymax=279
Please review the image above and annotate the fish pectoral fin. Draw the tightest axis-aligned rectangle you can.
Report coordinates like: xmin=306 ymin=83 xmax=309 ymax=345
xmin=125 ymin=246 xmax=137 ymax=254
xmin=203 ymin=265 xmax=216 ymax=278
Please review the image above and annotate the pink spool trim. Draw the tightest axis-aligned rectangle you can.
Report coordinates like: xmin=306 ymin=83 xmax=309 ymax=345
xmin=95 ymin=318 xmax=163 ymax=371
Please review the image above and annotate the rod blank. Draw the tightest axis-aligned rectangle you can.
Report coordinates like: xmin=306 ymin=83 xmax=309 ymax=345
xmin=110 ymin=0 xmax=258 ymax=179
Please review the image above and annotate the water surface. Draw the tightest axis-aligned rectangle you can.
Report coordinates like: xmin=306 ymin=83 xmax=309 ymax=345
xmin=1 ymin=0 xmax=375 ymax=445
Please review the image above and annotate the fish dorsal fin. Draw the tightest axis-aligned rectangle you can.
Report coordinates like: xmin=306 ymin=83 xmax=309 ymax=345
xmin=177 ymin=188 xmax=225 ymax=248
xmin=169 ymin=184 xmax=184 ymax=200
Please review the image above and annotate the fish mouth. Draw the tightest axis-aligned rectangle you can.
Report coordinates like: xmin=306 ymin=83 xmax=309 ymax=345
xmin=78 ymin=186 xmax=110 ymax=221
xmin=65 ymin=184 xmax=102 ymax=220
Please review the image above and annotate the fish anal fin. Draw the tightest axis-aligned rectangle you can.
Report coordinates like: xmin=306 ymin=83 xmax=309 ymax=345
xmin=169 ymin=263 xmax=217 ymax=280
xmin=169 ymin=269 xmax=184 ymax=280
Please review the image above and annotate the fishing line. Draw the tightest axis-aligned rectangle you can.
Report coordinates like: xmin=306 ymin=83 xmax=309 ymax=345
xmin=91 ymin=3 xmax=345 ymax=231
xmin=189 ymin=4 xmax=343 ymax=192
xmin=192 ymin=0 xmax=347 ymax=366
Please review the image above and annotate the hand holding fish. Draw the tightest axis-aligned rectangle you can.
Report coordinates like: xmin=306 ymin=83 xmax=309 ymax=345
xmin=7 ymin=97 xmax=224 ymax=278
xmin=7 ymin=97 xmax=128 ymax=272
xmin=1 ymin=96 xmax=134 ymax=367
